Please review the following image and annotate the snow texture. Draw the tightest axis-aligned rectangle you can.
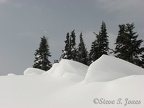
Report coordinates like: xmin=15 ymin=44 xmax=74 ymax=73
xmin=45 ymin=59 xmax=88 ymax=81
xmin=85 ymin=55 xmax=144 ymax=83
xmin=24 ymin=68 xmax=46 ymax=75
xmin=0 ymin=55 xmax=144 ymax=108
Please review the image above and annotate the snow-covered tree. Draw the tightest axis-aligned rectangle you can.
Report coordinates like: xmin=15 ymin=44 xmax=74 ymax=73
xmin=61 ymin=32 xmax=71 ymax=59
xmin=33 ymin=36 xmax=51 ymax=71
xmin=141 ymin=52 xmax=144 ymax=68
xmin=61 ymin=30 xmax=77 ymax=61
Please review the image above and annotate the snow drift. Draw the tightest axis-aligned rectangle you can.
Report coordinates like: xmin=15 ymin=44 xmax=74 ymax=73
xmin=85 ymin=55 xmax=144 ymax=83
xmin=44 ymin=59 xmax=88 ymax=81
xmin=0 ymin=55 xmax=144 ymax=108
xmin=24 ymin=68 xmax=46 ymax=75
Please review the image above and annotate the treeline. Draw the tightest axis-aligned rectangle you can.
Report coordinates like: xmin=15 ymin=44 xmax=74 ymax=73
xmin=33 ymin=22 xmax=144 ymax=71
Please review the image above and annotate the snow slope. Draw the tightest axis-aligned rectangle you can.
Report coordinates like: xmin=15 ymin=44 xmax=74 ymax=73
xmin=0 ymin=55 xmax=144 ymax=108
xmin=44 ymin=59 xmax=88 ymax=81
xmin=85 ymin=55 xmax=144 ymax=83
xmin=47 ymin=75 xmax=144 ymax=108
xmin=46 ymin=59 xmax=88 ymax=77
xmin=24 ymin=68 xmax=46 ymax=75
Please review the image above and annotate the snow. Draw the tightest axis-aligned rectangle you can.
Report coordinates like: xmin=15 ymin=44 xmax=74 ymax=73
xmin=7 ymin=73 xmax=15 ymax=76
xmin=84 ymin=55 xmax=144 ymax=83
xmin=0 ymin=55 xmax=144 ymax=108
xmin=47 ymin=75 xmax=144 ymax=108
xmin=45 ymin=59 xmax=88 ymax=80
xmin=24 ymin=68 xmax=45 ymax=75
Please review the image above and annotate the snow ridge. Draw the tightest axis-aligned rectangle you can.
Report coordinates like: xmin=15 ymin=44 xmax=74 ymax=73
xmin=84 ymin=55 xmax=144 ymax=83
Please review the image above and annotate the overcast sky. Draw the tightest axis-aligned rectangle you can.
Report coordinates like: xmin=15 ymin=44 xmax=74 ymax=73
xmin=0 ymin=0 xmax=144 ymax=75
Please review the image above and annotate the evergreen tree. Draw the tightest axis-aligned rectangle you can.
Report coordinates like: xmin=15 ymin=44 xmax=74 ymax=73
xmin=77 ymin=32 xmax=88 ymax=65
xmin=142 ymin=45 xmax=144 ymax=68
xmin=61 ymin=32 xmax=71 ymax=59
xmin=33 ymin=36 xmax=51 ymax=71
xmin=89 ymin=39 xmax=98 ymax=63
xmin=141 ymin=52 xmax=144 ymax=68
xmin=89 ymin=21 xmax=109 ymax=63
xmin=70 ymin=30 xmax=77 ymax=60
xmin=114 ymin=23 xmax=143 ymax=67
xmin=98 ymin=21 xmax=109 ymax=55
xmin=54 ymin=60 xmax=59 ymax=63
xmin=61 ymin=30 xmax=77 ymax=61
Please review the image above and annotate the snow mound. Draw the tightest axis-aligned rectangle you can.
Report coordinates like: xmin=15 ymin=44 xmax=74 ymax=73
xmin=1 ymin=55 xmax=144 ymax=108
xmin=84 ymin=55 xmax=144 ymax=82
xmin=24 ymin=68 xmax=46 ymax=75
xmin=43 ymin=63 xmax=59 ymax=75
xmin=7 ymin=73 xmax=16 ymax=76
xmin=45 ymin=59 xmax=88 ymax=79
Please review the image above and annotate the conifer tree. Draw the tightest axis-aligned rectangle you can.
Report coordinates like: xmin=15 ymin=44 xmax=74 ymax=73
xmin=61 ymin=32 xmax=71 ymax=59
xmin=89 ymin=39 xmax=98 ymax=63
xmin=77 ymin=32 xmax=88 ymax=65
xmin=33 ymin=36 xmax=51 ymax=71
xmin=141 ymin=52 xmax=144 ymax=68
xmin=142 ymin=45 xmax=144 ymax=68
xmin=89 ymin=21 xmax=109 ymax=63
xmin=70 ymin=30 xmax=77 ymax=60
xmin=98 ymin=21 xmax=109 ymax=55
xmin=114 ymin=23 xmax=143 ymax=67
xmin=61 ymin=30 xmax=77 ymax=60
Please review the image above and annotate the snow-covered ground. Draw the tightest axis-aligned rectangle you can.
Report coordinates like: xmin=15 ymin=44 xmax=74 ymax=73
xmin=0 ymin=55 xmax=144 ymax=108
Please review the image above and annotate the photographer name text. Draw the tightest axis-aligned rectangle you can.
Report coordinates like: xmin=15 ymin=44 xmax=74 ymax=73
xmin=93 ymin=98 xmax=141 ymax=106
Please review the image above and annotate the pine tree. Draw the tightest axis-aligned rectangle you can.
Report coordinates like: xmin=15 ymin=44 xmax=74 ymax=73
xmin=33 ymin=36 xmax=51 ymax=71
xmin=89 ymin=21 xmax=109 ymax=63
xmin=61 ymin=32 xmax=71 ymax=59
xmin=98 ymin=21 xmax=109 ymax=55
xmin=70 ymin=30 xmax=77 ymax=60
xmin=89 ymin=39 xmax=98 ymax=63
xmin=142 ymin=45 xmax=144 ymax=68
xmin=114 ymin=23 xmax=143 ymax=67
xmin=54 ymin=60 xmax=59 ymax=63
xmin=61 ymin=30 xmax=78 ymax=60
xmin=77 ymin=32 xmax=88 ymax=65
xmin=141 ymin=52 xmax=144 ymax=68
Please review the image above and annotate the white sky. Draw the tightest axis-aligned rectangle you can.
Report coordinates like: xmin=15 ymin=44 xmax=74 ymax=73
xmin=0 ymin=0 xmax=144 ymax=75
